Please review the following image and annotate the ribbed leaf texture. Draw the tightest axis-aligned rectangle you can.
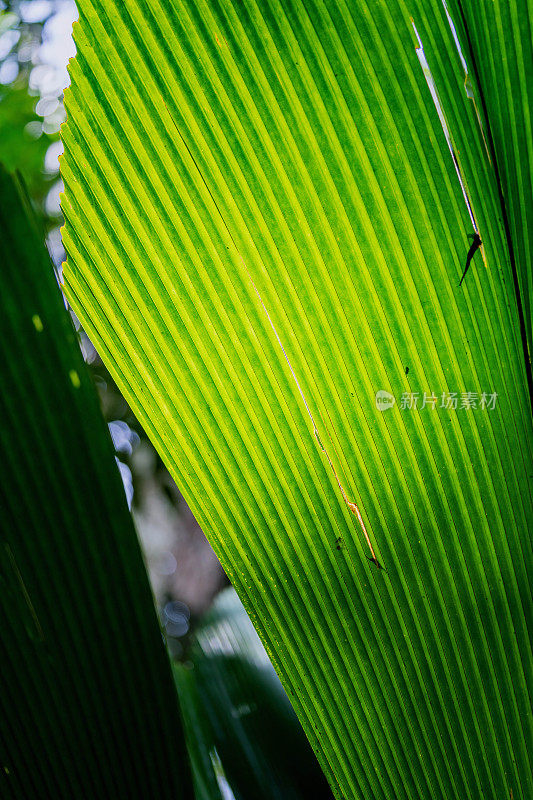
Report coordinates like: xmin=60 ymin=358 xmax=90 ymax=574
xmin=0 ymin=169 xmax=192 ymax=800
xmin=60 ymin=1 xmax=533 ymax=799
xmin=447 ymin=0 xmax=533 ymax=354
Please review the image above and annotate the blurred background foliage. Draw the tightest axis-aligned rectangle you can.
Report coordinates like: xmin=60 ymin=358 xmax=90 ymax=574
xmin=175 ymin=589 xmax=332 ymax=799
xmin=0 ymin=1 xmax=68 ymax=232
xmin=0 ymin=0 xmax=230 ymax=645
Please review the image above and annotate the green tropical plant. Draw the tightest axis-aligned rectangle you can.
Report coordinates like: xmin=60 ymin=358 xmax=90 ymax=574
xmin=59 ymin=1 xmax=531 ymax=799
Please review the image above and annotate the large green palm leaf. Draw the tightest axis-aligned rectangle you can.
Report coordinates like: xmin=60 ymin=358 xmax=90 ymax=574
xmin=60 ymin=1 xmax=533 ymax=798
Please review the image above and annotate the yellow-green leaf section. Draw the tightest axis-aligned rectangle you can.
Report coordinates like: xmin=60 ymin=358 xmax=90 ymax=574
xmin=60 ymin=1 xmax=533 ymax=799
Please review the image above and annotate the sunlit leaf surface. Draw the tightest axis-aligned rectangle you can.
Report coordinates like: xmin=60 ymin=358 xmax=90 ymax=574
xmin=61 ymin=2 xmax=533 ymax=798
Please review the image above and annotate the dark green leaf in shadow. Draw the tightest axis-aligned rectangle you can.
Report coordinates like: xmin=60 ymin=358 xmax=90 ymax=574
xmin=0 ymin=168 xmax=193 ymax=800
xmin=175 ymin=588 xmax=333 ymax=800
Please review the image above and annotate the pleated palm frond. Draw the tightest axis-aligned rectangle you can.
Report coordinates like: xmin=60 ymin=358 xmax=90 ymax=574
xmin=60 ymin=2 xmax=533 ymax=798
